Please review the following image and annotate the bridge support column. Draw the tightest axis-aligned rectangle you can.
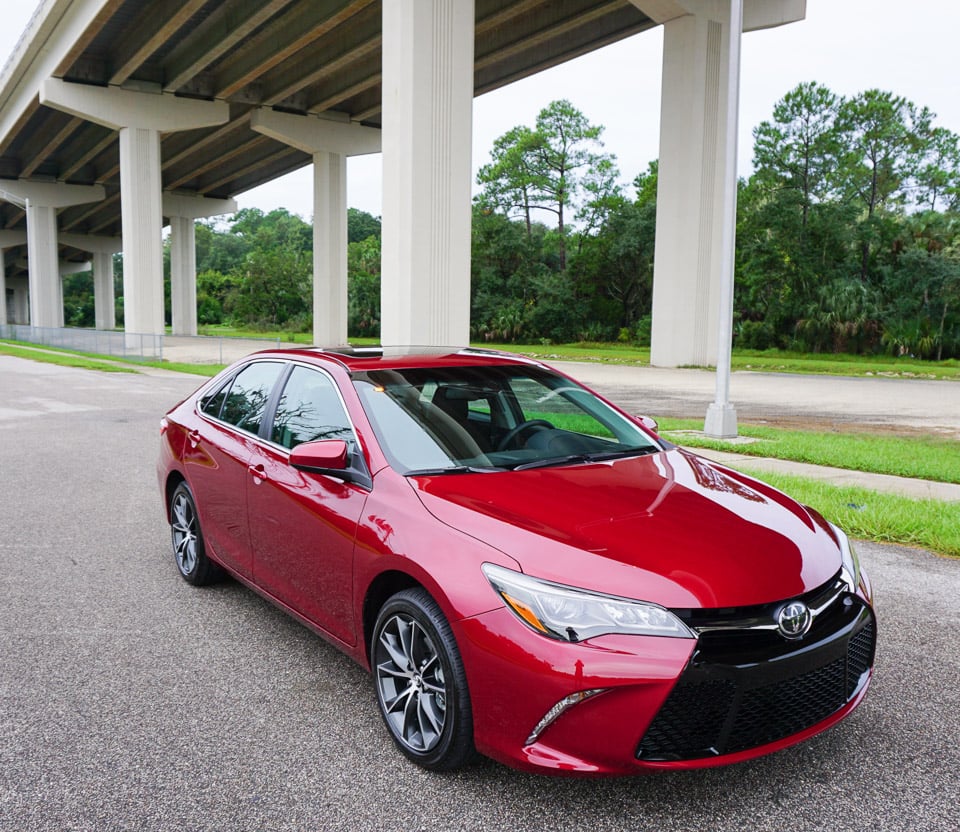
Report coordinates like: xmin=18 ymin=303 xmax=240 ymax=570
xmin=0 ymin=182 xmax=104 ymax=328
xmin=60 ymin=233 xmax=123 ymax=330
xmin=0 ymin=232 xmax=27 ymax=326
xmin=163 ymin=194 xmax=237 ymax=336
xmin=251 ymin=108 xmax=380 ymax=347
xmin=40 ymin=79 xmax=228 ymax=342
xmin=380 ymin=0 xmax=474 ymax=349
xmin=630 ymin=0 xmax=804 ymax=373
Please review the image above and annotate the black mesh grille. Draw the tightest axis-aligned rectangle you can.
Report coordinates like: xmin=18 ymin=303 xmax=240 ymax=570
xmin=847 ymin=621 xmax=875 ymax=693
xmin=725 ymin=654 xmax=846 ymax=753
xmin=636 ymin=679 xmax=736 ymax=760
xmin=637 ymin=599 xmax=875 ymax=761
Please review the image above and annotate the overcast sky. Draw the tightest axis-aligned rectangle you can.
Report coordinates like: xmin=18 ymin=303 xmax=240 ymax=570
xmin=3 ymin=1 xmax=959 ymax=220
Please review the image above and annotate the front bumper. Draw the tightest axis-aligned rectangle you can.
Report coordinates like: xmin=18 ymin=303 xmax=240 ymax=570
xmin=456 ymin=571 xmax=875 ymax=775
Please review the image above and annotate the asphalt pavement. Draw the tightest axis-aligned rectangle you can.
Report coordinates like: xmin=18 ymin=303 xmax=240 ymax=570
xmin=1 ymin=355 xmax=958 ymax=831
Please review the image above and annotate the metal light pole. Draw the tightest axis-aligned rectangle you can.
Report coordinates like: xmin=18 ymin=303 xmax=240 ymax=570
xmin=704 ymin=0 xmax=742 ymax=439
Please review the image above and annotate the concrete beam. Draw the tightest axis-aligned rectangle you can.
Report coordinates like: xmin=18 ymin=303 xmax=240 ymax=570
xmin=0 ymin=179 xmax=105 ymax=208
xmin=0 ymin=231 xmax=27 ymax=248
xmin=59 ymin=259 xmax=92 ymax=275
xmin=630 ymin=0 xmax=805 ymax=31
xmin=40 ymin=77 xmax=229 ymax=132
xmin=59 ymin=233 xmax=123 ymax=254
xmin=250 ymin=108 xmax=381 ymax=156
xmin=163 ymin=193 xmax=238 ymax=220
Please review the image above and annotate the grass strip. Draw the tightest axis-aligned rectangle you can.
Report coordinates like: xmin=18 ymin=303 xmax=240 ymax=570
xmin=475 ymin=342 xmax=960 ymax=380
xmin=659 ymin=419 xmax=960 ymax=485
xmin=0 ymin=339 xmax=221 ymax=377
xmin=0 ymin=342 xmax=138 ymax=373
xmin=738 ymin=468 xmax=960 ymax=558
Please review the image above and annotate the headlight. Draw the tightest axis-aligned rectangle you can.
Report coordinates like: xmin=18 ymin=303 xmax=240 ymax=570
xmin=831 ymin=523 xmax=861 ymax=593
xmin=482 ymin=563 xmax=695 ymax=642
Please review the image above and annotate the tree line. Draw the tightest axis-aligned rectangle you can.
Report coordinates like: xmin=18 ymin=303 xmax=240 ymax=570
xmin=60 ymin=84 xmax=960 ymax=360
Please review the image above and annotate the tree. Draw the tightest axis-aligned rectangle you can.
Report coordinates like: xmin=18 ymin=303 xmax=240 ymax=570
xmin=570 ymin=162 xmax=658 ymax=337
xmin=347 ymin=208 xmax=381 ymax=243
xmin=230 ymin=207 xmax=312 ymax=253
xmin=477 ymin=100 xmax=620 ymax=269
xmin=914 ymin=125 xmax=960 ymax=212
xmin=834 ymin=90 xmax=928 ymax=282
xmin=226 ymin=245 xmax=311 ymax=329
xmin=752 ymin=82 xmax=842 ymax=231
xmin=348 ymin=233 xmax=381 ymax=337
xmin=476 ymin=125 xmax=542 ymax=237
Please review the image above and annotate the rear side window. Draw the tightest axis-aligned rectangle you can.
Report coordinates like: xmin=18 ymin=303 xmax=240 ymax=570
xmin=272 ymin=366 xmax=355 ymax=449
xmin=218 ymin=362 xmax=285 ymax=435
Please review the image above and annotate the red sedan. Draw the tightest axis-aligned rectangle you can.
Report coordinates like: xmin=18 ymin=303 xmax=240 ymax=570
xmin=157 ymin=347 xmax=875 ymax=775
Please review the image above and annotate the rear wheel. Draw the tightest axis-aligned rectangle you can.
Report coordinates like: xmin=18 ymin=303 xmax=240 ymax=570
xmin=169 ymin=482 xmax=222 ymax=586
xmin=372 ymin=588 xmax=475 ymax=771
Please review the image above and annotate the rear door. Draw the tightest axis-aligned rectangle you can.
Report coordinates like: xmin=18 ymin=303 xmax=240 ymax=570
xmin=185 ymin=360 xmax=286 ymax=578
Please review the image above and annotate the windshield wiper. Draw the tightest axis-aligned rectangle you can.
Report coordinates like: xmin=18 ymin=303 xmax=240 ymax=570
xmin=404 ymin=465 xmax=505 ymax=477
xmin=510 ymin=446 xmax=659 ymax=472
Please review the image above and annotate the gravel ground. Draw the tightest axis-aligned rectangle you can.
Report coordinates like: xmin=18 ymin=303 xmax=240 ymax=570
xmin=1 ymin=355 xmax=958 ymax=831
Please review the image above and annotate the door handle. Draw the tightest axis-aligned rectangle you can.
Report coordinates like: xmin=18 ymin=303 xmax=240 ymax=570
xmin=248 ymin=463 xmax=266 ymax=484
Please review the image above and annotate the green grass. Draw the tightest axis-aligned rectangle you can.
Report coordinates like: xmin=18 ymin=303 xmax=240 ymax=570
xmin=0 ymin=339 xmax=223 ymax=377
xmin=737 ymin=469 xmax=960 ymax=558
xmin=658 ymin=419 xmax=960 ymax=484
xmin=0 ymin=342 xmax=138 ymax=373
xmin=475 ymin=341 xmax=960 ymax=380
xmin=173 ymin=328 xmax=960 ymax=380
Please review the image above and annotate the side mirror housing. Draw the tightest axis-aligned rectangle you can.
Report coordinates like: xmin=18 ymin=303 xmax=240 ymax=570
xmin=288 ymin=439 xmax=373 ymax=490
xmin=290 ymin=439 xmax=349 ymax=472
xmin=636 ymin=415 xmax=659 ymax=434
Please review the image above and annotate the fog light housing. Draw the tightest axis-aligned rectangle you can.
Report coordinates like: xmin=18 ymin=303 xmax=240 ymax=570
xmin=525 ymin=689 xmax=607 ymax=745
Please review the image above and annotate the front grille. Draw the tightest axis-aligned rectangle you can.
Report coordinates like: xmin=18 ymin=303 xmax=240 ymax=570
xmin=637 ymin=596 xmax=875 ymax=762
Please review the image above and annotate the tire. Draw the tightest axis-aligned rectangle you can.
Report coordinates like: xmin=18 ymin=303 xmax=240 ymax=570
xmin=169 ymin=482 xmax=222 ymax=586
xmin=372 ymin=588 xmax=476 ymax=771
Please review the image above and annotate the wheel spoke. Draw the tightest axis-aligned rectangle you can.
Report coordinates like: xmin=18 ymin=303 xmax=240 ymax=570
xmin=378 ymin=629 xmax=411 ymax=672
xmin=375 ymin=660 xmax=410 ymax=682
xmin=396 ymin=617 xmax=415 ymax=668
xmin=418 ymin=692 xmax=444 ymax=738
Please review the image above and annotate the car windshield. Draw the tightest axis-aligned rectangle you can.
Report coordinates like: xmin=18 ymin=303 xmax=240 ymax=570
xmin=352 ymin=364 xmax=661 ymax=475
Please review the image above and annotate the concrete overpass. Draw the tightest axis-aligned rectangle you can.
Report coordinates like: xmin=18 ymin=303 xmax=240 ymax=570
xmin=0 ymin=0 xmax=805 ymax=394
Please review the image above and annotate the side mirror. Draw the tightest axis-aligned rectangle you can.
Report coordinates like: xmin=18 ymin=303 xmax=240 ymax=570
xmin=290 ymin=439 xmax=349 ymax=472
xmin=288 ymin=439 xmax=373 ymax=490
xmin=636 ymin=415 xmax=659 ymax=434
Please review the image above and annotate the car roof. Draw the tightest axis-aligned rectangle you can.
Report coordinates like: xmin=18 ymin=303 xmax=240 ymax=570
xmin=242 ymin=346 xmax=548 ymax=374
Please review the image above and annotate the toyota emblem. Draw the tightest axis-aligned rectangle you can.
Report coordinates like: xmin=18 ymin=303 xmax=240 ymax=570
xmin=777 ymin=601 xmax=812 ymax=640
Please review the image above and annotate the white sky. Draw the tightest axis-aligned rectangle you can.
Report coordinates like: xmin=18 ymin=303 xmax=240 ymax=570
xmin=3 ymin=1 xmax=959 ymax=220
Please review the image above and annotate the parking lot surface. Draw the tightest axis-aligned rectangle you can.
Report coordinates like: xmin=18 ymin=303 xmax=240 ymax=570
xmin=1 ymin=355 xmax=958 ymax=831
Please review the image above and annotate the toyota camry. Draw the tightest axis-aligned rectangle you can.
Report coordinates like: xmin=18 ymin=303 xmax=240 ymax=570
xmin=156 ymin=347 xmax=875 ymax=775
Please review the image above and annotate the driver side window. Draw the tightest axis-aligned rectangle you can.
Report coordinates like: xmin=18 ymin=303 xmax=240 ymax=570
xmin=272 ymin=366 xmax=355 ymax=450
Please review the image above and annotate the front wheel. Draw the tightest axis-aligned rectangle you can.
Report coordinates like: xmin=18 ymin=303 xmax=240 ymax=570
xmin=169 ymin=482 xmax=222 ymax=586
xmin=372 ymin=588 xmax=475 ymax=771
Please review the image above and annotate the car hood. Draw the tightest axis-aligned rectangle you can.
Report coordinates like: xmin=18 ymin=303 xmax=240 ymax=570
xmin=410 ymin=449 xmax=840 ymax=609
